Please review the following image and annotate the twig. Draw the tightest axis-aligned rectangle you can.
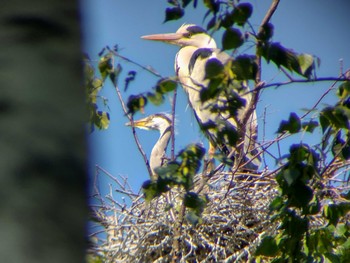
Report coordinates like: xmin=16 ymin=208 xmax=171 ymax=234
xmin=112 ymin=72 xmax=153 ymax=177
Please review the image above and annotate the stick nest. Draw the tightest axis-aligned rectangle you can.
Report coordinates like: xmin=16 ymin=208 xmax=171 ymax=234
xmin=88 ymin=163 xmax=349 ymax=262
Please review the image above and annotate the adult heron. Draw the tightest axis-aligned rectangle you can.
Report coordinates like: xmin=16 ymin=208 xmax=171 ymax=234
xmin=142 ymin=24 xmax=261 ymax=170
xmin=126 ymin=113 xmax=172 ymax=179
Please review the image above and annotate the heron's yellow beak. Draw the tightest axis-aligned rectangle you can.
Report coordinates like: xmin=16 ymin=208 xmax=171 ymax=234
xmin=141 ymin=33 xmax=183 ymax=44
xmin=125 ymin=119 xmax=148 ymax=129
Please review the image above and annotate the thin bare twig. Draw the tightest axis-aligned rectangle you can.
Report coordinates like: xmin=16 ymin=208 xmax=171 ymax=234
xmin=111 ymin=61 xmax=153 ymax=177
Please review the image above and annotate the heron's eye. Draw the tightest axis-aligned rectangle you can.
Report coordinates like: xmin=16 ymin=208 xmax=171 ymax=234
xmin=184 ymin=32 xmax=192 ymax=38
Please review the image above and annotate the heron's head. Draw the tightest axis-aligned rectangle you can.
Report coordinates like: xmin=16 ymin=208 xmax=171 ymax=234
xmin=142 ymin=24 xmax=217 ymax=49
xmin=125 ymin=113 xmax=172 ymax=134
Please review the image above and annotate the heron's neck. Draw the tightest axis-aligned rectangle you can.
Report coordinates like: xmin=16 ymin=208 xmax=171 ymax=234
xmin=150 ymin=126 xmax=171 ymax=174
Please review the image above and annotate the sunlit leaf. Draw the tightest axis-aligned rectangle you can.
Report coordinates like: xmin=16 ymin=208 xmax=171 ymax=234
xmin=147 ymin=91 xmax=164 ymax=105
xmin=337 ymin=81 xmax=350 ymax=100
xmin=222 ymin=27 xmax=243 ymax=50
xmin=164 ymin=7 xmax=184 ymax=22
xmin=156 ymin=78 xmax=177 ymax=93
xmin=298 ymin=53 xmax=315 ymax=78
xmin=94 ymin=110 xmax=110 ymax=130
xmin=98 ymin=53 xmax=113 ymax=80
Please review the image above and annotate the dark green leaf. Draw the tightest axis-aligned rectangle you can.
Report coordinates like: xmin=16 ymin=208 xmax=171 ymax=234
xmin=302 ymin=120 xmax=318 ymax=133
xmin=126 ymin=94 xmax=147 ymax=114
xmin=203 ymin=0 xmax=219 ymax=14
xmin=231 ymin=55 xmax=258 ymax=80
xmin=282 ymin=168 xmax=300 ymax=186
xmin=321 ymin=106 xmax=350 ymax=130
xmin=124 ymin=70 xmax=137 ymax=91
xmin=320 ymin=110 xmax=331 ymax=133
xmin=181 ymin=0 xmax=191 ymax=8
xmin=142 ymin=180 xmax=159 ymax=202
xmin=222 ymin=27 xmax=243 ymax=50
xmin=164 ymin=7 xmax=184 ymax=22
xmin=232 ymin=3 xmax=253 ymax=26
xmin=277 ymin=112 xmax=301 ymax=134
xmin=255 ymin=236 xmax=279 ymax=257
xmin=257 ymin=23 xmax=274 ymax=42
xmin=220 ymin=11 xmax=234 ymax=28
xmin=109 ymin=63 xmax=122 ymax=86
xmin=205 ymin=58 xmax=224 ymax=79
xmin=324 ymin=203 xmax=350 ymax=226
xmin=184 ymin=192 xmax=200 ymax=208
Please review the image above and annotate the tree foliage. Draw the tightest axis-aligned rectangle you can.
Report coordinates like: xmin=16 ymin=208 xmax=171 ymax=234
xmin=87 ymin=1 xmax=350 ymax=262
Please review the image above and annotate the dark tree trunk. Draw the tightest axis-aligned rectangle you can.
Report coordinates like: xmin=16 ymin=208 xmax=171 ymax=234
xmin=0 ymin=1 xmax=87 ymax=262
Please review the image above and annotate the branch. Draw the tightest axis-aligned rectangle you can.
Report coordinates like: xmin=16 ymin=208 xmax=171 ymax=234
xmin=112 ymin=67 xmax=153 ymax=177
xmin=263 ymin=76 xmax=348 ymax=89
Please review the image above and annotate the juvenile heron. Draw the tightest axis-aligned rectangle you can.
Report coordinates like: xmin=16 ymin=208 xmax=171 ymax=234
xmin=126 ymin=113 xmax=172 ymax=178
xmin=142 ymin=24 xmax=261 ymax=170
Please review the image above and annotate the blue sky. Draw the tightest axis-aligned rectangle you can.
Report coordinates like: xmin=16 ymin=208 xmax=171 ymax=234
xmin=82 ymin=0 xmax=350 ymax=196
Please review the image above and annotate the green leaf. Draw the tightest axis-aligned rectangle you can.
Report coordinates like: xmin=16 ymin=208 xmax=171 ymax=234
xmin=270 ymin=196 xmax=284 ymax=211
xmin=181 ymin=0 xmax=192 ymax=8
xmin=186 ymin=210 xmax=202 ymax=226
xmin=109 ymin=63 xmax=122 ymax=86
xmin=277 ymin=112 xmax=301 ymax=134
xmin=320 ymin=110 xmax=331 ymax=133
xmin=126 ymin=94 xmax=147 ymax=114
xmin=231 ymin=55 xmax=258 ymax=80
xmin=203 ymin=0 xmax=219 ymax=14
xmin=257 ymin=23 xmax=274 ymax=42
xmin=302 ymin=120 xmax=318 ymax=133
xmin=321 ymin=106 xmax=350 ymax=130
xmin=164 ymin=7 xmax=184 ymax=22
xmin=184 ymin=192 xmax=200 ymax=208
xmin=298 ymin=53 xmax=315 ymax=78
xmin=205 ymin=58 xmax=224 ymax=79
xmin=147 ymin=91 xmax=164 ymax=105
xmin=124 ymin=70 xmax=136 ymax=91
xmin=282 ymin=168 xmax=300 ymax=186
xmin=255 ymin=236 xmax=279 ymax=257
xmin=222 ymin=27 xmax=243 ymax=50
xmin=142 ymin=180 xmax=160 ymax=202
xmin=98 ymin=53 xmax=113 ymax=80
xmin=337 ymin=81 xmax=350 ymax=100
xmin=156 ymin=78 xmax=177 ymax=93
xmin=232 ymin=3 xmax=253 ymax=26
xmin=323 ymin=203 xmax=350 ymax=226
xmin=263 ymin=42 xmax=299 ymax=73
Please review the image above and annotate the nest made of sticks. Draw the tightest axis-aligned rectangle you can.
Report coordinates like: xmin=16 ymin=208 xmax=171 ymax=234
xmin=88 ymin=160 xmax=350 ymax=262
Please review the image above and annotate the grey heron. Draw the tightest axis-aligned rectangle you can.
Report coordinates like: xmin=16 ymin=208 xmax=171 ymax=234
xmin=126 ymin=113 xmax=172 ymax=179
xmin=142 ymin=24 xmax=261 ymax=170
